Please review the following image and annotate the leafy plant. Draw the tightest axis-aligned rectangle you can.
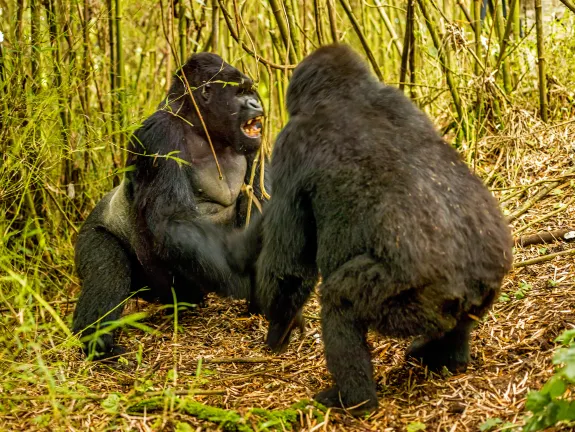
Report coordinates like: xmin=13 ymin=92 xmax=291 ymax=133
xmin=523 ymin=329 xmax=575 ymax=431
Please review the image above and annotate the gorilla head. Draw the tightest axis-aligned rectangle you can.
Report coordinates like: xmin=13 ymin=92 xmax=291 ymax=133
xmin=167 ymin=53 xmax=264 ymax=154
xmin=286 ymin=45 xmax=377 ymax=116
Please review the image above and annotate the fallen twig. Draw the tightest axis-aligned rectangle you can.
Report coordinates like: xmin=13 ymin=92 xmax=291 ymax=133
xmin=514 ymin=248 xmax=575 ymax=268
xmin=515 ymin=228 xmax=575 ymax=247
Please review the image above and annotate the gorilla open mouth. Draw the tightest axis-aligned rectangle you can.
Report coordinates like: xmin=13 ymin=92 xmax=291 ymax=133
xmin=241 ymin=116 xmax=263 ymax=138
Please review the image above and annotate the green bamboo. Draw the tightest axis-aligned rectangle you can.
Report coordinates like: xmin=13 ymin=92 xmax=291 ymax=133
xmin=268 ymin=0 xmax=296 ymax=63
xmin=338 ymin=0 xmax=383 ymax=81
xmin=493 ymin=0 xmax=512 ymax=93
xmin=179 ymin=0 xmax=186 ymax=64
xmin=30 ymin=0 xmax=41 ymax=91
xmin=115 ymin=0 xmax=126 ymax=152
xmin=534 ymin=0 xmax=547 ymax=122
xmin=416 ymin=0 xmax=465 ymax=132
xmin=399 ymin=0 xmax=414 ymax=91
xmin=373 ymin=0 xmax=402 ymax=56
xmin=326 ymin=0 xmax=338 ymax=43
xmin=107 ymin=0 xmax=116 ymax=141
xmin=285 ymin=0 xmax=302 ymax=60
xmin=473 ymin=0 xmax=482 ymax=76
xmin=494 ymin=0 xmax=518 ymax=74
xmin=313 ymin=0 xmax=324 ymax=46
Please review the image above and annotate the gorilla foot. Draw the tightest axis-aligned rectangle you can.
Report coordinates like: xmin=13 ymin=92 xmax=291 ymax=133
xmin=314 ymin=386 xmax=378 ymax=415
xmin=406 ymin=335 xmax=470 ymax=373
xmin=85 ymin=344 xmax=128 ymax=362
xmin=265 ymin=310 xmax=306 ymax=353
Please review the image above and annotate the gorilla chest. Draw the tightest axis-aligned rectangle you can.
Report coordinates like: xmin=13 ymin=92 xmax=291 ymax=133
xmin=188 ymin=145 xmax=247 ymax=224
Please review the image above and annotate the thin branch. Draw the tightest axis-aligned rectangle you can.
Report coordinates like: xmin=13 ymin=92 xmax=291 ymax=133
xmin=338 ymin=0 xmax=383 ymax=81
xmin=216 ymin=0 xmax=296 ymax=70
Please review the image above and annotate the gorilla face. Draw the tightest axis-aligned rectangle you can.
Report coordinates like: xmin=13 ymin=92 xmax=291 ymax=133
xmin=169 ymin=53 xmax=264 ymax=154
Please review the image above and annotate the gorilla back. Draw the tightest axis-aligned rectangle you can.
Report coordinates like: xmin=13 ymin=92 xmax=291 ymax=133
xmin=72 ymin=53 xmax=268 ymax=360
xmin=255 ymin=44 xmax=513 ymax=413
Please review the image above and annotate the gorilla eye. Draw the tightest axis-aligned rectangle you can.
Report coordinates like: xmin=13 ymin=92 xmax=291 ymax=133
xmin=201 ymin=84 xmax=212 ymax=101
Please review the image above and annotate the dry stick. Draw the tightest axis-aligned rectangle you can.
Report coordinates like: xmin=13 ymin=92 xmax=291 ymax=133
xmin=216 ymin=0 xmax=296 ymax=70
xmin=534 ymin=0 xmax=548 ymax=122
xmin=194 ymin=357 xmax=281 ymax=364
xmin=514 ymin=248 xmax=575 ymax=269
xmin=559 ymin=0 xmax=575 ymax=15
xmin=338 ymin=0 xmax=383 ymax=81
xmin=513 ymin=196 xmax=575 ymax=236
xmin=416 ymin=0 xmax=465 ymax=131
xmin=373 ymin=0 xmax=403 ymax=56
xmin=506 ymin=170 xmax=575 ymax=222
xmin=514 ymin=228 xmax=575 ymax=248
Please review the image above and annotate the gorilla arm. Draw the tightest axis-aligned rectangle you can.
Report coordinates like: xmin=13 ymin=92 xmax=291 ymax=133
xmin=255 ymin=131 xmax=318 ymax=352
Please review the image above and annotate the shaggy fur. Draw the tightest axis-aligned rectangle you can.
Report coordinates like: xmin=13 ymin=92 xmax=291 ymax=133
xmin=255 ymin=44 xmax=513 ymax=413
xmin=72 ymin=53 xmax=268 ymax=360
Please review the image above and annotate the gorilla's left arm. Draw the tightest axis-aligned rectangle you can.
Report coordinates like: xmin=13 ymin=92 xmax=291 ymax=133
xmin=128 ymin=111 xmax=250 ymax=298
xmin=255 ymin=128 xmax=318 ymax=351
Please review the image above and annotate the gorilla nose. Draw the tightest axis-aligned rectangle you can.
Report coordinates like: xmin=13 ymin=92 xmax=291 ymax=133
xmin=246 ymin=98 xmax=263 ymax=113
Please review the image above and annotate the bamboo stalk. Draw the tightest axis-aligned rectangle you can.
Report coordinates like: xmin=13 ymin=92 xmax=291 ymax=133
xmin=493 ymin=0 xmax=512 ymax=93
xmin=107 ymin=0 xmax=116 ymax=142
xmin=326 ymin=0 xmax=338 ymax=43
xmin=30 ymin=0 xmax=41 ymax=91
xmin=285 ymin=0 xmax=302 ymax=60
xmin=558 ymin=0 xmax=575 ymax=15
xmin=217 ymin=0 xmax=296 ymax=69
xmin=534 ymin=0 xmax=548 ymax=122
xmin=115 ymin=0 xmax=126 ymax=145
xmin=399 ymin=0 xmax=414 ymax=91
xmin=179 ymin=0 xmax=186 ymax=64
xmin=373 ymin=0 xmax=402 ymax=56
xmin=313 ymin=0 xmax=324 ymax=46
xmin=474 ymin=0 xmax=482 ymax=76
xmin=416 ymin=0 xmax=465 ymax=131
xmin=268 ymin=0 xmax=297 ymax=64
xmin=338 ymin=0 xmax=383 ymax=81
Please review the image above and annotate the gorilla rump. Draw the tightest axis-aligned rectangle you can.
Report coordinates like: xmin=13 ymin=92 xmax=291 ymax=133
xmin=72 ymin=53 xmax=268 ymax=359
xmin=254 ymin=44 xmax=513 ymax=413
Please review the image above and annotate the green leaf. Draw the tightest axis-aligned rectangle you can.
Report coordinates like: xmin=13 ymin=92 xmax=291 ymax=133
xmin=406 ymin=421 xmax=426 ymax=432
xmin=175 ymin=422 xmax=194 ymax=432
xmin=540 ymin=375 xmax=566 ymax=399
xmin=555 ymin=329 xmax=575 ymax=346
xmin=525 ymin=391 xmax=549 ymax=412
xmin=101 ymin=393 xmax=122 ymax=414
xmin=479 ymin=417 xmax=502 ymax=431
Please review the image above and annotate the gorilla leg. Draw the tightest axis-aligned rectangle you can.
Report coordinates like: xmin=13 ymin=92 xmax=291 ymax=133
xmin=406 ymin=316 xmax=474 ymax=373
xmin=316 ymin=299 xmax=377 ymax=413
xmin=72 ymin=228 xmax=132 ymax=359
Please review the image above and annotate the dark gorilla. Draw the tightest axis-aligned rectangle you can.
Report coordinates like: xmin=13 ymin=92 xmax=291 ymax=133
xmin=254 ymin=44 xmax=513 ymax=413
xmin=72 ymin=53 xmax=268 ymax=360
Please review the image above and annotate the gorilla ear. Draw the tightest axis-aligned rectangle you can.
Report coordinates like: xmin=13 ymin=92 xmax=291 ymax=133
xmin=201 ymin=83 xmax=212 ymax=102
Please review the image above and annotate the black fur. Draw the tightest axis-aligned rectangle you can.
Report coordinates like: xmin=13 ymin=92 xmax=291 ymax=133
xmin=72 ymin=53 xmax=269 ymax=360
xmin=255 ymin=44 xmax=513 ymax=413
